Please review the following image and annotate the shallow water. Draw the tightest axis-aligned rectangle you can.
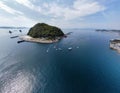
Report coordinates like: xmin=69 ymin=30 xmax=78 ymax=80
xmin=0 ymin=28 xmax=120 ymax=93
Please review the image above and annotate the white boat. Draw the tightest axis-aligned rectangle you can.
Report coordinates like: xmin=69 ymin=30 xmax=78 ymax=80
xmin=68 ymin=47 xmax=72 ymax=50
xmin=46 ymin=49 xmax=49 ymax=52
xmin=53 ymin=46 xmax=56 ymax=48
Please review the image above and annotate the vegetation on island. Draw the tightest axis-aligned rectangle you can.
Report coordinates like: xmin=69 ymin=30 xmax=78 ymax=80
xmin=27 ymin=23 xmax=64 ymax=39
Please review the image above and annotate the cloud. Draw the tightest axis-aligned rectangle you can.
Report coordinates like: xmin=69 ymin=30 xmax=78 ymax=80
xmin=71 ymin=0 xmax=105 ymax=19
xmin=15 ymin=0 xmax=33 ymax=9
xmin=0 ymin=15 xmax=36 ymax=27
xmin=15 ymin=0 xmax=41 ymax=12
xmin=0 ymin=0 xmax=108 ymax=28
xmin=0 ymin=1 xmax=23 ymax=15
xmin=42 ymin=0 xmax=105 ymax=20
xmin=0 ymin=0 xmax=37 ymax=27
xmin=13 ymin=0 xmax=105 ymax=20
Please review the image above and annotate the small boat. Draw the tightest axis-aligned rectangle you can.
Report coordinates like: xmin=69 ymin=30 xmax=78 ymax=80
xmin=76 ymin=46 xmax=79 ymax=48
xmin=58 ymin=48 xmax=62 ymax=51
xmin=53 ymin=46 xmax=56 ymax=48
xmin=19 ymin=30 xmax=22 ymax=32
xmin=17 ymin=40 xmax=25 ymax=43
xmin=46 ymin=47 xmax=49 ymax=52
xmin=9 ymin=30 xmax=12 ymax=34
xmin=46 ymin=50 xmax=49 ymax=52
xmin=68 ymin=47 xmax=72 ymax=51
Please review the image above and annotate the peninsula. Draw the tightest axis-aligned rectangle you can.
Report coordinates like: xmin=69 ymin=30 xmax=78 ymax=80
xmin=19 ymin=23 xmax=64 ymax=43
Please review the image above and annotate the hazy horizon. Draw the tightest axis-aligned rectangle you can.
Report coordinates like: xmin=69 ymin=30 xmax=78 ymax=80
xmin=0 ymin=26 xmax=120 ymax=30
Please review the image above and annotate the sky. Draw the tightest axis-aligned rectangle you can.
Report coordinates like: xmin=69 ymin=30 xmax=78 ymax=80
xmin=0 ymin=0 xmax=120 ymax=29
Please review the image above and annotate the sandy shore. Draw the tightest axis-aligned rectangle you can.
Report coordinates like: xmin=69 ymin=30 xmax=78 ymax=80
xmin=19 ymin=35 xmax=59 ymax=43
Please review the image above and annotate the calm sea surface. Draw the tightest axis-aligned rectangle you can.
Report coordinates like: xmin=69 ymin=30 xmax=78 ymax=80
xmin=0 ymin=28 xmax=120 ymax=93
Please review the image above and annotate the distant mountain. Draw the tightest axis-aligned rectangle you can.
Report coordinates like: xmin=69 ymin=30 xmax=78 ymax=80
xmin=0 ymin=26 xmax=28 ymax=29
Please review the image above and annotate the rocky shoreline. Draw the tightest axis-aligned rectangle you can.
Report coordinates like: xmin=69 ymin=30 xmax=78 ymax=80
xmin=19 ymin=35 xmax=61 ymax=43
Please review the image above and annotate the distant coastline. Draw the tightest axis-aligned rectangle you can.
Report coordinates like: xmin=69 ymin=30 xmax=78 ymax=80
xmin=0 ymin=26 xmax=28 ymax=29
xmin=96 ymin=29 xmax=120 ymax=32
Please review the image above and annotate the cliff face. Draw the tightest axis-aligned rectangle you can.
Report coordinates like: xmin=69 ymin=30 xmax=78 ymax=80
xmin=27 ymin=23 xmax=64 ymax=39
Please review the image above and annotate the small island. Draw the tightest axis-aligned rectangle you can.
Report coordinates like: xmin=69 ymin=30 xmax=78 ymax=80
xmin=110 ymin=39 xmax=120 ymax=53
xmin=19 ymin=23 xmax=64 ymax=43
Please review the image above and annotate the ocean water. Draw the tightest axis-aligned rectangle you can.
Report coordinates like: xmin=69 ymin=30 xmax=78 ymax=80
xmin=0 ymin=28 xmax=120 ymax=93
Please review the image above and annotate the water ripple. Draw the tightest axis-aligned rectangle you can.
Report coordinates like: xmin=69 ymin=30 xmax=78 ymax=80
xmin=0 ymin=70 xmax=36 ymax=93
